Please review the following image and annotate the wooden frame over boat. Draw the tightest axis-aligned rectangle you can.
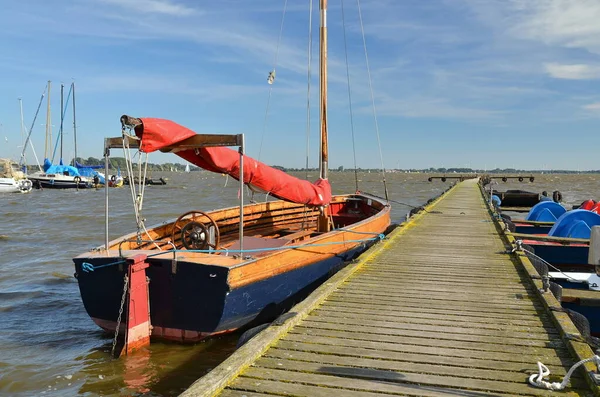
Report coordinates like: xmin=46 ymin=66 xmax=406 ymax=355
xmin=102 ymin=127 xmax=247 ymax=254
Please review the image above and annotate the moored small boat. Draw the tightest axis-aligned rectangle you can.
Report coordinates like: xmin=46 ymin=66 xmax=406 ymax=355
xmin=28 ymin=167 xmax=91 ymax=189
xmin=0 ymin=158 xmax=32 ymax=193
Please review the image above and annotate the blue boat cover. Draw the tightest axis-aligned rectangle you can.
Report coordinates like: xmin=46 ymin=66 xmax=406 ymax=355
xmin=76 ymin=161 xmax=105 ymax=170
xmin=76 ymin=166 xmax=100 ymax=178
xmin=43 ymin=158 xmax=81 ymax=177
xmin=525 ymin=201 xmax=566 ymax=222
xmin=492 ymin=195 xmax=501 ymax=207
xmin=548 ymin=209 xmax=600 ymax=239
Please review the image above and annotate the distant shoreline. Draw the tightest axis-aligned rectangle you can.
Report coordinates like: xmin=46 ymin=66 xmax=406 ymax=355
xmin=18 ymin=158 xmax=600 ymax=175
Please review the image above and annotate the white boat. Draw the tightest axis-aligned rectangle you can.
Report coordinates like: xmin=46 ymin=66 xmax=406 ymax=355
xmin=185 ymin=163 xmax=190 ymax=173
xmin=0 ymin=158 xmax=32 ymax=193
xmin=28 ymin=168 xmax=90 ymax=189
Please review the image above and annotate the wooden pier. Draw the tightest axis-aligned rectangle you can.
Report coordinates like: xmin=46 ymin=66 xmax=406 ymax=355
xmin=182 ymin=179 xmax=600 ymax=397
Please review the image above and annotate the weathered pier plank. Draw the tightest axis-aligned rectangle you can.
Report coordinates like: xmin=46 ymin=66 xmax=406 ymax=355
xmin=181 ymin=179 xmax=600 ymax=397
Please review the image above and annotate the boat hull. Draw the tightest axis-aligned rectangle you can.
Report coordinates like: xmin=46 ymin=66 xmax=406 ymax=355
xmin=547 ymin=280 xmax=600 ymax=336
xmin=523 ymin=241 xmax=590 ymax=271
xmin=74 ymin=194 xmax=391 ymax=342
xmin=0 ymin=177 xmax=32 ymax=193
xmin=74 ymin=243 xmax=368 ymax=342
xmin=514 ymin=224 xmax=552 ymax=235
xmin=29 ymin=175 xmax=91 ymax=189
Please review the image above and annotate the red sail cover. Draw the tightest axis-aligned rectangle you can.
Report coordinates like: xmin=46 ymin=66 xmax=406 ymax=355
xmin=136 ymin=118 xmax=331 ymax=206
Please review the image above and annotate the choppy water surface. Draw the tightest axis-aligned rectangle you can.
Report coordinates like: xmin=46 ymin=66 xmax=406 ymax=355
xmin=0 ymin=172 xmax=596 ymax=396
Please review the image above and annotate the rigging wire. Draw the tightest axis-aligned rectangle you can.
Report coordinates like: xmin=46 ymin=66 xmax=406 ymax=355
xmin=257 ymin=0 xmax=289 ymax=162
xmin=122 ymin=134 xmax=161 ymax=250
xmin=305 ymin=0 xmax=314 ymax=180
xmin=341 ymin=0 xmax=359 ymax=192
xmin=51 ymin=83 xmax=73 ymax=163
xmin=20 ymin=85 xmax=47 ymax=170
xmin=357 ymin=0 xmax=389 ymax=200
xmin=302 ymin=0 xmax=315 ymax=229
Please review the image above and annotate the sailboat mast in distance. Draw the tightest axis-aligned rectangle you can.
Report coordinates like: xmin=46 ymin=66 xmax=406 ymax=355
xmin=19 ymin=98 xmax=25 ymax=164
xmin=44 ymin=81 xmax=52 ymax=159
xmin=60 ymin=83 xmax=64 ymax=161
xmin=72 ymin=82 xmax=77 ymax=165
xmin=319 ymin=0 xmax=328 ymax=181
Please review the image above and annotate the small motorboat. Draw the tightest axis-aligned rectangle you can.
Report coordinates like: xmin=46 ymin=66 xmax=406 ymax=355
xmin=0 ymin=158 xmax=32 ymax=193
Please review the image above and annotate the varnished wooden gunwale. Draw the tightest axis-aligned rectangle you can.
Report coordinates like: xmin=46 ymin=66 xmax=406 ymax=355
xmin=83 ymin=195 xmax=391 ymax=287
xmin=226 ymin=197 xmax=391 ymax=288
xmin=112 ymin=194 xmax=388 ymax=250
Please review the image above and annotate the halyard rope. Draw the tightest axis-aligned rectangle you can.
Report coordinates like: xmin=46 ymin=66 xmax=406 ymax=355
xmin=305 ymin=0 xmax=313 ymax=179
xmin=257 ymin=0 xmax=288 ymax=163
xmin=121 ymin=131 xmax=161 ymax=250
xmin=341 ymin=0 xmax=359 ymax=192
xmin=357 ymin=0 xmax=388 ymax=200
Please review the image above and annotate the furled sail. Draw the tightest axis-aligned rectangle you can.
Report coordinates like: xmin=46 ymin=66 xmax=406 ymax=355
xmin=132 ymin=118 xmax=331 ymax=206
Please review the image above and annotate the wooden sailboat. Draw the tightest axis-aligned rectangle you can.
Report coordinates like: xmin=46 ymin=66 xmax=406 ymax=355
xmin=73 ymin=0 xmax=391 ymax=354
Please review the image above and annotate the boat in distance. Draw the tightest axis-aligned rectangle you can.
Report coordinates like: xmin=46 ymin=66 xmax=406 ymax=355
xmin=0 ymin=158 xmax=32 ymax=193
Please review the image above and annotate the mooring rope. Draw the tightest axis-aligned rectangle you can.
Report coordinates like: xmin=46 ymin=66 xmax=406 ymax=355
xmin=529 ymin=355 xmax=600 ymax=390
xmin=512 ymin=240 xmax=580 ymax=283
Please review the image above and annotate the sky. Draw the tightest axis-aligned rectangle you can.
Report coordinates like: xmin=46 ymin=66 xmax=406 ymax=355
xmin=0 ymin=0 xmax=599 ymax=170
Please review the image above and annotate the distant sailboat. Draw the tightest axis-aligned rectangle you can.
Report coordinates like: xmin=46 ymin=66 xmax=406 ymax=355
xmin=185 ymin=163 xmax=190 ymax=173
xmin=28 ymin=81 xmax=91 ymax=189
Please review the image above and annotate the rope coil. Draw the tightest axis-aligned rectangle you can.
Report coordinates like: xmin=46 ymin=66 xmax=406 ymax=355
xmin=529 ymin=356 xmax=600 ymax=390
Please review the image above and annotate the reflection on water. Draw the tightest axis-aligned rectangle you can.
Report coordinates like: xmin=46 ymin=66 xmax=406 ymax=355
xmin=75 ymin=335 xmax=239 ymax=396
xmin=0 ymin=171 xmax=596 ymax=396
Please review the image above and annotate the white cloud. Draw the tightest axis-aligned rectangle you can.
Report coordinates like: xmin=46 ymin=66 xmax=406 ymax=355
xmin=509 ymin=0 xmax=600 ymax=54
xmin=583 ymin=102 xmax=600 ymax=112
xmin=545 ymin=63 xmax=600 ymax=80
xmin=98 ymin=0 xmax=199 ymax=16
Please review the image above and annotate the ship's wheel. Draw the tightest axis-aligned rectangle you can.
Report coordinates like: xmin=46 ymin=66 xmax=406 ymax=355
xmin=171 ymin=211 xmax=220 ymax=250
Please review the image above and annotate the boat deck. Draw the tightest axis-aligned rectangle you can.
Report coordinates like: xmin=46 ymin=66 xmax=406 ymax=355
xmin=181 ymin=179 xmax=600 ymax=397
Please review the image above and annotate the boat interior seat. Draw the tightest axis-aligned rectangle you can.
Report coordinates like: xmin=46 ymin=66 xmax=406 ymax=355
xmin=228 ymin=236 xmax=290 ymax=257
xmin=281 ymin=229 xmax=314 ymax=243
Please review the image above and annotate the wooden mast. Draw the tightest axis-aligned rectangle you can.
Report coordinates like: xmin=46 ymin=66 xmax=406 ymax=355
xmin=318 ymin=0 xmax=330 ymax=232
xmin=319 ymin=0 xmax=328 ymax=180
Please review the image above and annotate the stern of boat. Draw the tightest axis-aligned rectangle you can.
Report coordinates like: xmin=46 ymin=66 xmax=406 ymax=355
xmin=73 ymin=252 xmax=233 ymax=343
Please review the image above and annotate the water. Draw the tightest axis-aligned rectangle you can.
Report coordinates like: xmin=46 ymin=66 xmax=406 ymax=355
xmin=0 ymin=172 xmax=595 ymax=396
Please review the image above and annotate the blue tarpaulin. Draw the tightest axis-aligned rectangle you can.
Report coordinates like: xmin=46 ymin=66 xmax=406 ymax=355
xmin=43 ymin=158 xmax=81 ymax=176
